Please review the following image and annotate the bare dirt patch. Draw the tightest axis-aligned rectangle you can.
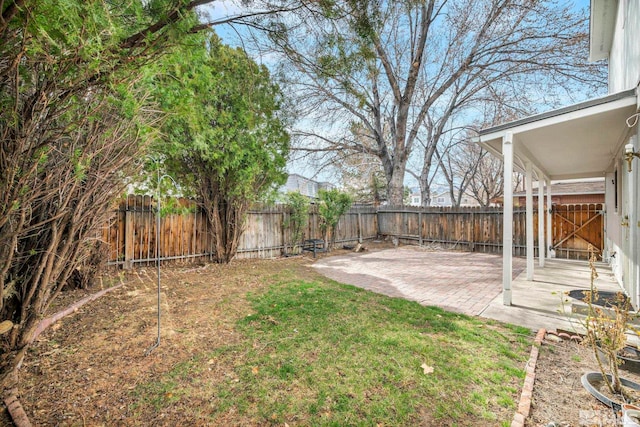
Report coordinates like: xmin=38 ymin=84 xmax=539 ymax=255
xmin=0 ymin=242 xmax=573 ymax=426
xmin=527 ymin=335 xmax=640 ymax=427
xmin=3 ymin=257 xmax=313 ymax=426
xmin=0 ymin=243 xmax=392 ymax=426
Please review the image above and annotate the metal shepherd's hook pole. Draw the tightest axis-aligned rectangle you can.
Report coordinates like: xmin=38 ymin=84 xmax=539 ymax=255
xmin=146 ymin=164 xmax=176 ymax=356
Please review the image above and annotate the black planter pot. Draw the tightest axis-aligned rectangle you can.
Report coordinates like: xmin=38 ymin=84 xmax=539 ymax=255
xmin=581 ymin=372 xmax=640 ymax=409
xmin=596 ymin=345 xmax=640 ymax=375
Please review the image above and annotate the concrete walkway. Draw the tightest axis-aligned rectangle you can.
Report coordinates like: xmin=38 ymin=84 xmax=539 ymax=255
xmin=312 ymin=246 xmax=622 ymax=332
xmin=480 ymin=257 xmax=622 ymax=332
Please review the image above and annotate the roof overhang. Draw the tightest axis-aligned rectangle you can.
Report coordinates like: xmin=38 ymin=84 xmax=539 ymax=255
xmin=589 ymin=0 xmax=618 ymax=62
xmin=478 ymin=89 xmax=638 ymax=181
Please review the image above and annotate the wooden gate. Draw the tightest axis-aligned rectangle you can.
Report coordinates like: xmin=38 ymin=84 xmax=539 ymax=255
xmin=551 ymin=204 xmax=604 ymax=260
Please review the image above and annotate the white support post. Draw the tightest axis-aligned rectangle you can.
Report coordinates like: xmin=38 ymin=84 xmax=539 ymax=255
xmin=538 ymin=174 xmax=545 ymax=268
xmin=629 ymin=136 xmax=639 ymax=308
xmin=525 ymin=162 xmax=534 ymax=280
xmin=502 ymin=132 xmax=514 ymax=306
xmin=636 ymin=136 xmax=640 ymax=309
xmin=546 ymin=178 xmax=552 ymax=259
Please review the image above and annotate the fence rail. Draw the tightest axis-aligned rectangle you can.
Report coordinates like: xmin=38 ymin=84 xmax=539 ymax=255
xmin=102 ymin=196 xmax=602 ymax=266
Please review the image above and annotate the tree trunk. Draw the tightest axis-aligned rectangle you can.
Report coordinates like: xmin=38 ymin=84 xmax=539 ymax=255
xmin=419 ymin=162 xmax=432 ymax=208
xmin=0 ymin=317 xmax=38 ymax=392
xmin=449 ymin=183 xmax=460 ymax=207
xmin=202 ymin=187 xmax=247 ymax=264
xmin=420 ymin=185 xmax=431 ymax=208
xmin=419 ymin=140 xmax=439 ymax=208
xmin=330 ymin=225 xmax=338 ymax=250
xmin=386 ymin=163 xmax=406 ymax=206
xmin=0 ymin=349 xmax=26 ymax=392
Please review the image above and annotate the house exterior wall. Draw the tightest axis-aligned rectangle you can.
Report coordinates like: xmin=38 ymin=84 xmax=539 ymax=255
xmin=428 ymin=192 xmax=481 ymax=207
xmin=318 ymin=182 xmax=336 ymax=192
xmin=608 ymin=0 xmax=640 ymax=92
xmin=282 ymin=174 xmax=319 ymax=198
xmin=605 ymin=170 xmax=623 ymax=283
xmin=430 ymin=193 xmax=452 ymax=207
xmin=605 ymin=0 xmax=640 ymax=305
xmin=459 ymin=195 xmax=480 ymax=207
xmin=621 ymin=134 xmax=640 ymax=305
xmin=605 ymin=136 xmax=639 ymax=305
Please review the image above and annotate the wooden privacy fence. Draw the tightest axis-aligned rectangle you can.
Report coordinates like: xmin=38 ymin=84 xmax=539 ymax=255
xmin=377 ymin=206 xmax=532 ymax=256
xmin=238 ymin=205 xmax=378 ymax=258
xmin=378 ymin=204 xmax=603 ymax=260
xmin=102 ymin=195 xmax=213 ymax=267
xmin=102 ymin=196 xmax=603 ymax=266
xmin=102 ymin=195 xmax=378 ymax=266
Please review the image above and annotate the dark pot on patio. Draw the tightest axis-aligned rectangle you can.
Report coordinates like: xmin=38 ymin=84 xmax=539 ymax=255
xmin=596 ymin=344 xmax=640 ymax=375
xmin=581 ymin=372 xmax=640 ymax=409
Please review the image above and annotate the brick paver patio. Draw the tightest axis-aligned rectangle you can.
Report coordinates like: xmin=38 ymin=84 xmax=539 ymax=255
xmin=313 ymin=246 xmax=526 ymax=316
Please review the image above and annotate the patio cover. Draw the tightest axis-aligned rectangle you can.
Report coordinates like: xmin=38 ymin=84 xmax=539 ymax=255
xmin=479 ymin=88 xmax=638 ymax=181
xmin=477 ymin=88 xmax=638 ymax=305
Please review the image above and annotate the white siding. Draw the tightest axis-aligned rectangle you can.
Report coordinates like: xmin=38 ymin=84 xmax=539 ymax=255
xmin=281 ymin=174 xmax=324 ymax=198
xmin=608 ymin=0 xmax=640 ymax=92
xmin=605 ymin=0 xmax=640 ymax=304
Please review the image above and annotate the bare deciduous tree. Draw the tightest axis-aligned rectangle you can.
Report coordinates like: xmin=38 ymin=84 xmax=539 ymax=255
xmin=439 ymin=136 xmax=502 ymax=207
xmin=254 ymin=0 xmax=604 ymax=205
xmin=437 ymin=130 xmax=525 ymax=207
xmin=330 ymin=125 xmax=387 ymax=204
xmin=461 ymin=144 xmax=506 ymax=207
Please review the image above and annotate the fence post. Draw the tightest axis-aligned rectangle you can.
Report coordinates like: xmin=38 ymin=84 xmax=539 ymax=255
xmin=124 ymin=208 xmax=134 ymax=269
xmin=418 ymin=211 xmax=423 ymax=246
xmin=470 ymin=211 xmax=475 ymax=252
xmin=357 ymin=212 xmax=362 ymax=243
xmin=282 ymin=209 xmax=287 ymax=255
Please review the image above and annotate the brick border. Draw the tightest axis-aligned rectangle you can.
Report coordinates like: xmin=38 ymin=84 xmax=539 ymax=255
xmin=511 ymin=328 xmax=546 ymax=427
